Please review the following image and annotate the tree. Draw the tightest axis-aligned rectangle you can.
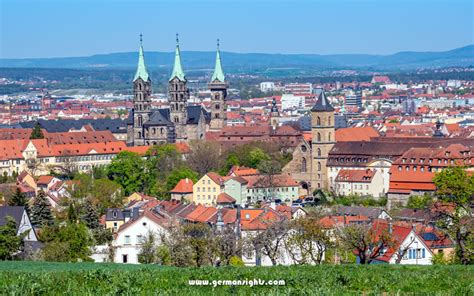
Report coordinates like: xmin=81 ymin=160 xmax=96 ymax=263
xmin=285 ymin=215 xmax=330 ymax=264
xmin=138 ymin=231 xmax=158 ymax=264
xmin=8 ymin=187 xmax=29 ymax=213
xmin=245 ymin=219 xmax=290 ymax=266
xmin=248 ymin=148 xmax=271 ymax=168
xmin=30 ymin=122 xmax=44 ymax=139
xmin=215 ymin=225 xmax=241 ymax=265
xmin=80 ymin=199 xmax=100 ymax=230
xmin=406 ymin=194 xmax=432 ymax=209
xmin=41 ymin=222 xmax=93 ymax=262
xmin=257 ymin=160 xmax=282 ymax=200
xmin=335 ymin=222 xmax=393 ymax=264
xmin=183 ymin=223 xmax=219 ymax=267
xmin=30 ymin=190 xmax=54 ymax=227
xmin=107 ymin=151 xmax=147 ymax=195
xmin=0 ymin=216 xmax=24 ymax=260
xmin=433 ymin=166 xmax=474 ymax=265
xmin=186 ymin=140 xmax=222 ymax=176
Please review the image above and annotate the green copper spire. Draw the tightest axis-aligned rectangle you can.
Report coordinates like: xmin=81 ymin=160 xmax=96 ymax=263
xmin=133 ymin=34 xmax=150 ymax=82
xmin=211 ymin=39 xmax=225 ymax=83
xmin=169 ymin=33 xmax=186 ymax=81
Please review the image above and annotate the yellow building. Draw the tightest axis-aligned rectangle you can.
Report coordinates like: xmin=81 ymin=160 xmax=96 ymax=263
xmin=192 ymin=172 xmax=225 ymax=206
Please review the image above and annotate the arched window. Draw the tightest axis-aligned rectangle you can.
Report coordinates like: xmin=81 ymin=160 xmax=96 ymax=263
xmin=160 ymin=128 xmax=164 ymax=134
xmin=328 ymin=116 xmax=331 ymax=125
xmin=317 ymin=148 xmax=321 ymax=157
xmin=138 ymin=115 xmax=143 ymax=127
xmin=138 ymin=131 xmax=142 ymax=138
xmin=318 ymin=162 xmax=321 ymax=171
xmin=301 ymin=157 xmax=307 ymax=172
xmin=317 ymin=132 xmax=321 ymax=142
xmin=174 ymin=116 xmax=179 ymax=123
xmin=317 ymin=116 xmax=321 ymax=126
xmin=328 ymin=132 xmax=332 ymax=142
xmin=152 ymin=128 xmax=156 ymax=134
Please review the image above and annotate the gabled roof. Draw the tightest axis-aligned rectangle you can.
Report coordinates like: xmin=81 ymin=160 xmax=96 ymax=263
xmin=37 ymin=175 xmax=56 ymax=185
xmin=117 ymin=210 xmax=168 ymax=233
xmin=0 ymin=206 xmax=25 ymax=230
xmin=311 ymin=91 xmax=334 ymax=112
xmin=170 ymin=178 xmax=194 ymax=193
xmin=216 ymin=193 xmax=236 ymax=204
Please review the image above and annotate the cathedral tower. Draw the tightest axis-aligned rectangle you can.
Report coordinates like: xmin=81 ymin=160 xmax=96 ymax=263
xmin=132 ymin=34 xmax=151 ymax=146
xmin=208 ymin=39 xmax=227 ymax=131
xmin=269 ymin=97 xmax=279 ymax=129
xmin=311 ymin=91 xmax=335 ymax=190
xmin=169 ymin=34 xmax=189 ymax=141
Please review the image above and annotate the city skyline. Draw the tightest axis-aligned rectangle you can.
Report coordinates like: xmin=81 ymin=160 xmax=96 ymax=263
xmin=1 ymin=0 xmax=473 ymax=59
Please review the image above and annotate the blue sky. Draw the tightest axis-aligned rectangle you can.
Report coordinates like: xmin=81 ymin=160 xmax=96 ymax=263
xmin=1 ymin=0 xmax=473 ymax=58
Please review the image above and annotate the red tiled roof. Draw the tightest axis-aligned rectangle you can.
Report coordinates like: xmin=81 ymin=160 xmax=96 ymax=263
xmin=336 ymin=127 xmax=379 ymax=142
xmin=228 ymin=166 xmax=259 ymax=177
xmin=170 ymin=178 xmax=194 ymax=193
xmin=37 ymin=175 xmax=55 ymax=185
xmin=216 ymin=193 xmax=236 ymax=204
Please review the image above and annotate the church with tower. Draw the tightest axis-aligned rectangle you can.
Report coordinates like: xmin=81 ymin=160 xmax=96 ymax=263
xmin=127 ymin=35 xmax=228 ymax=146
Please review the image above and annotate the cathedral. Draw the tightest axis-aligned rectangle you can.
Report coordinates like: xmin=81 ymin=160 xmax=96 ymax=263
xmin=127 ymin=36 xmax=228 ymax=146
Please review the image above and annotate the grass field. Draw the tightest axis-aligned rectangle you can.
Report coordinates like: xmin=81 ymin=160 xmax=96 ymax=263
xmin=0 ymin=261 xmax=473 ymax=295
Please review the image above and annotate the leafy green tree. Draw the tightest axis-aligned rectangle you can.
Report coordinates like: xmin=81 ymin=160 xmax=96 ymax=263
xmin=30 ymin=191 xmax=54 ymax=227
xmin=67 ymin=203 xmax=78 ymax=223
xmin=30 ymin=122 xmax=44 ymax=139
xmin=138 ymin=231 xmax=158 ymax=264
xmin=69 ymin=174 xmax=124 ymax=215
xmin=248 ymin=148 xmax=271 ymax=168
xmin=433 ymin=166 xmax=474 ymax=265
xmin=41 ymin=222 xmax=93 ymax=262
xmin=8 ymin=187 xmax=29 ymax=213
xmin=107 ymin=151 xmax=147 ymax=195
xmin=80 ymin=199 xmax=100 ymax=230
xmin=165 ymin=167 xmax=198 ymax=193
xmin=406 ymin=194 xmax=432 ymax=209
xmin=0 ymin=216 xmax=24 ymax=260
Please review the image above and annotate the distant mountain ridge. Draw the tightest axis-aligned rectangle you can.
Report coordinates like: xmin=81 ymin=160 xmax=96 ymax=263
xmin=1 ymin=45 xmax=472 ymax=72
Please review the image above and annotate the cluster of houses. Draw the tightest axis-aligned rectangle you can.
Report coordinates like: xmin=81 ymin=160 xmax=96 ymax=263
xmin=170 ymin=166 xmax=300 ymax=207
xmin=85 ymin=190 xmax=454 ymax=265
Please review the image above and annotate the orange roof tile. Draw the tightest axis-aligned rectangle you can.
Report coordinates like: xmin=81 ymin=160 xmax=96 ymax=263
xmin=170 ymin=178 xmax=194 ymax=193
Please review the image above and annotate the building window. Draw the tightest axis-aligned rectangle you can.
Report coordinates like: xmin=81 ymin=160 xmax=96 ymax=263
xmin=124 ymin=235 xmax=131 ymax=245
xmin=317 ymin=148 xmax=321 ymax=157
xmin=301 ymin=157 xmax=307 ymax=172
xmin=317 ymin=116 xmax=321 ymax=126
xmin=318 ymin=162 xmax=321 ymax=171
xmin=122 ymin=254 xmax=128 ymax=263
xmin=317 ymin=132 xmax=321 ymax=142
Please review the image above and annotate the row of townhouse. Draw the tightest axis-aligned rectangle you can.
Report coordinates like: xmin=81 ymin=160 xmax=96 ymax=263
xmin=170 ymin=169 xmax=301 ymax=207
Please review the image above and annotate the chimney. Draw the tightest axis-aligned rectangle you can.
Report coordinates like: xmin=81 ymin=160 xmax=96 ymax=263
xmin=185 ymin=178 xmax=188 ymax=183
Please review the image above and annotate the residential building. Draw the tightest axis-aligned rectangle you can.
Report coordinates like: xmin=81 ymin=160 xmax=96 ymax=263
xmin=334 ymin=169 xmax=385 ymax=198
xmin=169 ymin=178 xmax=194 ymax=201
xmin=192 ymin=172 xmax=225 ymax=206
